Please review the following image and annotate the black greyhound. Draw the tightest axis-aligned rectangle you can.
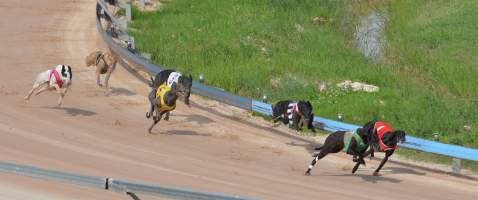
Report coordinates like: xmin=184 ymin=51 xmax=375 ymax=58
xmin=305 ymin=129 xmax=370 ymax=175
xmin=272 ymin=100 xmax=316 ymax=133
xmin=359 ymin=120 xmax=406 ymax=176
xmin=146 ymin=79 xmax=180 ymax=133
xmin=152 ymin=69 xmax=192 ymax=106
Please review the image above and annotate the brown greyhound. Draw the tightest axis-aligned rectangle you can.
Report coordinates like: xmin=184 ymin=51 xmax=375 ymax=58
xmin=85 ymin=50 xmax=117 ymax=89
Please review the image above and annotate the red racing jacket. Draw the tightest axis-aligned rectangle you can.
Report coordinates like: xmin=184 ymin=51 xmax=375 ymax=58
xmin=49 ymin=68 xmax=64 ymax=88
xmin=373 ymin=121 xmax=397 ymax=151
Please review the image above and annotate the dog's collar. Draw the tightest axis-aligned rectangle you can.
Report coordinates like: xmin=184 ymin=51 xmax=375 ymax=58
xmin=95 ymin=53 xmax=105 ymax=65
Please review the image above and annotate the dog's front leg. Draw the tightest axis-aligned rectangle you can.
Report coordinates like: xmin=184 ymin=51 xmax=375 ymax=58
xmin=367 ymin=143 xmax=375 ymax=159
xmin=62 ymin=85 xmax=69 ymax=97
xmin=308 ymin=114 xmax=316 ymax=133
xmin=373 ymin=150 xmax=393 ymax=176
xmin=153 ymin=101 xmax=161 ymax=121
xmin=148 ymin=114 xmax=162 ymax=134
xmin=183 ymin=92 xmax=191 ymax=107
xmin=96 ymin=71 xmax=102 ymax=87
xmin=54 ymin=84 xmax=63 ymax=106
xmin=293 ymin=114 xmax=301 ymax=131
xmin=164 ymin=112 xmax=170 ymax=121
xmin=104 ymin=73 xmax=111 ymax=89
xmin=363 ymin=146 xmax=374 ymax=160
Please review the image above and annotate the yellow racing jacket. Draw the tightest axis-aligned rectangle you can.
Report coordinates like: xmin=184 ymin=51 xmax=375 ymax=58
xmin=156 ymin=84 xmax=176 ymax=112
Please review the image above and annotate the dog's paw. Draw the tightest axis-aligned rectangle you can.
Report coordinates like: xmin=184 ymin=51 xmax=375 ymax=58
xmin=304 ymin=171 xmax=311 ymax=176
xmin=146 ymin=112 xmax=151 ymax=118
xmin=373 ymin=172 xmax=380 ymax=176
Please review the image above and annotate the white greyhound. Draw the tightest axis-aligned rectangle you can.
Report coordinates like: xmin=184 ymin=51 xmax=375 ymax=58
xmin=24 ymin=64 xmax=72 ymax=106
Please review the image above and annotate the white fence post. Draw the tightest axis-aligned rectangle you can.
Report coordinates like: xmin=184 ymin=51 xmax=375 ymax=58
xmin=139 ymin=0 xmax=145 ymax=8
xmin=125 ymin=4 xmax=132 ymax=22
xmin=129 ymin=36 xmax=135 ymax=50
xmin=452 ymin=158 xmax=461 ymax=173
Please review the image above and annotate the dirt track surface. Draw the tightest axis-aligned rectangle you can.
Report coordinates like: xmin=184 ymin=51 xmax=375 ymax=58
xmin=0 ymin=0 xmax=477 ymax=199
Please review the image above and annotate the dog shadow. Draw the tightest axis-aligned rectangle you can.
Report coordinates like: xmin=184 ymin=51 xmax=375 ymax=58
xmin=322 ymin=173 xmax=403 ymax=184
xmin=286 ymin=142 xmax=317 ymax=153
xmin=46 ymin=106 xmax=96 ymax=116
xmin=172 ymin=114 xmax=214 ymax=125
xmin=382 ymin=167 xmax=426 ymax=176
xmin=108 ymin=87 xmax=136 ymax=96
xmin=167 ymin=130 xmax=212 ymax=136
xmin=150 ymin=129 xmax=211 ymax=137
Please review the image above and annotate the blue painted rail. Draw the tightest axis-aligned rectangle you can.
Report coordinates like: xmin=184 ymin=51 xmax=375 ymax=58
xmin=96 ymin=1 xmax=478 ymax=162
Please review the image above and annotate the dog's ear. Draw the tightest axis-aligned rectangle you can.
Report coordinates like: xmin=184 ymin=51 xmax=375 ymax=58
xmin=61 ymin=65 xmax=67 ymax=77
xmin=399 ymin=130 xmax=407 ymax=137
xmin=149 ymin=77 xmax=154 ymax=87
xmin=67 ymin=65 xmax=72 ymax=80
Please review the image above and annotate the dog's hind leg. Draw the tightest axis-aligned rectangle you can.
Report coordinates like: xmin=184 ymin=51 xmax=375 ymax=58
xmin=34 ymin=84 xmax=49 ymax=96
xmin=146 ymin=102 xmax=154 ymax=118
xmin=146 ymin=90 xmax=156 ymax=118
xmin=96 ymin=70 xmax=102 ymax=87
xmin=351 ymin=153 xmax=366 ymax=174
xmin=304 ymin=150 xmax=328 ymax=175
xmin=24 ymin=82 xmax=40 ymax=100
xmin=24 ymin=81 xmax=46 ymax=101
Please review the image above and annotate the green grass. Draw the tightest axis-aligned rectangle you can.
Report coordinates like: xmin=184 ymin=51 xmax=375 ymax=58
xmin=128 ymin=0 xmax=478 ymax=150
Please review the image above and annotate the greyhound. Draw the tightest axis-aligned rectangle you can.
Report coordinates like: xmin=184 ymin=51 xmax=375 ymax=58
xmin=146 ymin=77 xmax=180 ymax=133
xmin=85 ymin=50 xmax=117 ymax=89
xmin=272 ymin=100 xmax=316 ymax=133
xmin=24 ymin=65 xmax=72 ymax=106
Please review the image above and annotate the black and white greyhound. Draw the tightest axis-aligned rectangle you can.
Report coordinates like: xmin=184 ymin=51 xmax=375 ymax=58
xmin=272 ymin=100 xmax=316 ymax=133
xmin=152 ymin=69 xmax=192 ymax=106
xmin=24 ymin=64 xmax=73 ymax=106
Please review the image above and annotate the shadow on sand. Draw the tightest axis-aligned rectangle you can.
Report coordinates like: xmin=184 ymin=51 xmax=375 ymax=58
xmin=149 ymin=129 xmax=212 ymax=137
xmin=108 ymin=87 xmax=136 ymax=96
xmin=46 ymin=106 xmax=96 ymax=116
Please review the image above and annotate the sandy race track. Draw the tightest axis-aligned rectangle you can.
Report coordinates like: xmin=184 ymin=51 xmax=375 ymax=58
xmin=0 ymin=0 xmax=477 ymax=199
